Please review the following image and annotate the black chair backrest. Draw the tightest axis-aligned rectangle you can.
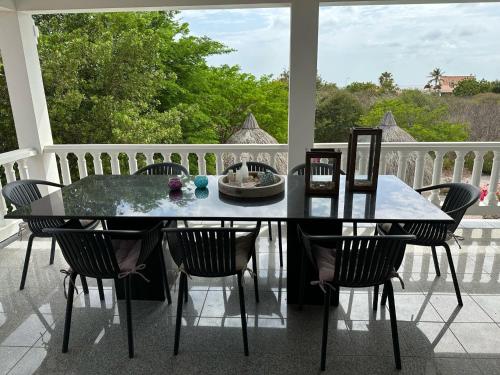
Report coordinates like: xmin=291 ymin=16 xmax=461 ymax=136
xmin=2 ymin=179 xmax=64 ymax=208
xmin=45 ymin=223 xmax=162 ymax=279
xmin=289 ymin=163 xmax=345 ymax=176
xmin=439 ymin=183 xmax=480 ymax=233
xmin=164 ymin=224 xmax=261 ymax=277
xmin=135 ymin=162 xmax=188 ymax=176
xmin=2 ymin=179 xmax=66 ymax=234
xmin=222 ymin=162 xmax=277 ymax=175
xmin=298 ymin=225 xmax=414 ymax=288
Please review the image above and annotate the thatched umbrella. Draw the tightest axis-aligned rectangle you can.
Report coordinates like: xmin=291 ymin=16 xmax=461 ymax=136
xmin=379 ymin=111 xmax=433 ymax=186
xmin=223 ymin=113 xmax=287 ymax=173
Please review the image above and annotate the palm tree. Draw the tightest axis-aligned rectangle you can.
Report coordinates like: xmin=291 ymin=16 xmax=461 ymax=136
xmin=428 ymin=68 xmax=444 ymax=94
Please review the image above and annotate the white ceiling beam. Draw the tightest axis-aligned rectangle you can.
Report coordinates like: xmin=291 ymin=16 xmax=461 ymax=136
xmin=15 ymin=0 xmax=289 ymax=14
xmin=0 ymin=0 xmax=15 ymax=11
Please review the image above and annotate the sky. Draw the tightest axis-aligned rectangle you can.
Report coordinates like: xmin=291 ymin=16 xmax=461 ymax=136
xmin=178 ymin=3 xmax=500 ymax=88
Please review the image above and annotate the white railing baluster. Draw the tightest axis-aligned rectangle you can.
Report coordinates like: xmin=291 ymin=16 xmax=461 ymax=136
xmin=146 ymin=153 xmax=154 ymax=166
xmin=271 ymin=152 xmax=278 ymax=170
xmin=486 ymin=151 xmax=499 ymax=206
xmin=181 ymin=153 xmax=189 ymax=174
xmin=378 ymin=150 xmax=387 ymax=175
xmin=163 ymin=153 xmax=171 ymax=163
xmin=127 ymin=152 xmax=137 ymax=174
xmin=341 ymin=147 xmax=348 ymax=173
xmin=18 ymin=159 xmax=29 ymax=180
xmin=58 ymin=152 xmax=72 ymax=184
xmin=358 ymin=150 xmax=367 ymax=175
xmin=110 ymin=152 xmax=121 ymax=175
xmin=396 ymin=150 xmax=410 ymax=181
xmin=3 ymin=163 xmax=16 ymax=182
xmin=92 ymin=152 xmax=103 ymax=175
xmin=471 ymin=151 xmax=485 ymax=188
xmin=452 ymin=151 xmax=465 ymax=183
xmin=430 ymin=151 xmax=444 ymax=204
xmin=76 ymin=153 xmax=88 ymax=178
xmin=216 ymin=152 xmax=223 ymax=175
xmin=413 ymin=150 xmax=426 ymax=189
xmin=200 ymin=153 xmax=207 ymax=175
xmin=0 ymin=178 xmax=7 ymax=217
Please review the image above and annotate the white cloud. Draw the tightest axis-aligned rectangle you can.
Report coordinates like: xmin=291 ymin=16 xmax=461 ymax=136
xmin=178 ymin=3 xmax=500 ymax=86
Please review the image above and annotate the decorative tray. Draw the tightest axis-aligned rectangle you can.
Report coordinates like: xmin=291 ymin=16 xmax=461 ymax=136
xmin=218 ymin=172 xmax=285 ymax=199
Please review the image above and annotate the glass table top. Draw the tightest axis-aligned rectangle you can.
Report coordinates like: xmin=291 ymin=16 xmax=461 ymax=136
xmin=6 ymin=175 xmax=453 ymax=223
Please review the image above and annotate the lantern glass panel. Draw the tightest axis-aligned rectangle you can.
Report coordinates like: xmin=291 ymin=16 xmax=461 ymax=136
xmin=305 ymin=149 xmax=341 ymax=196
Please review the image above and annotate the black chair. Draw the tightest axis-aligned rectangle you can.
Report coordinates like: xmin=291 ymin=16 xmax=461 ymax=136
xmin=289 ymin=162 xmax=345 ymax=176
xmin=45 ymin=221 xmax=169 ymax=358
xmin=135 ymin=162 xmax=188 ymax=176
xmin=377 ymin=183 xmax=480 ymax=306
xmin=297 ymin=225 xmax=414 ymax=371
xmin=164 ymin=223 xmax=261 ymax=356
xmin=2 ymin=179 xmax=100 ymax=292
xmin=222 ymin=162 xmax=283 ymax=266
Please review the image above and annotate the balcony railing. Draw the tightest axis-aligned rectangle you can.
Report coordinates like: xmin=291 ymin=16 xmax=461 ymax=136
xmin=1 ymin=141 xmax=499 ymax=240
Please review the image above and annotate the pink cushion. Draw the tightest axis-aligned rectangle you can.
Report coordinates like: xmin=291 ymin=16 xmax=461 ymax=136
xmin=112 ymin=239 xmax=142 ymax=272
xmin=313 ymin=245 xmax=336 ymax=282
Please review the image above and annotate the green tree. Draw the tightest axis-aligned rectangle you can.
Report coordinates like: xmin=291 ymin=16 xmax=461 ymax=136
xmin=426 ymin=68 xmax=445 ymax=94
xmin=378 ymin=72 xmax=397 ymax=93
xmin=452 ymin=78 xmax=491 ymax=97
xmin=315 ymin=90 xmax=363 ymax=142
xmin=0 ymin=58 xmax=17 ymax=154
xmin=345 ymin=81 xmax=379 ymax=94
xmin=360 ymin=90 xmax=468 ymax=142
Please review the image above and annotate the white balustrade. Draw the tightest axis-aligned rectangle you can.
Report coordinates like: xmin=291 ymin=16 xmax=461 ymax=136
xmin=41 ymin=142 xmax=499 ymax=214
xmin=0 ymin=148 xmax=38 ymax=239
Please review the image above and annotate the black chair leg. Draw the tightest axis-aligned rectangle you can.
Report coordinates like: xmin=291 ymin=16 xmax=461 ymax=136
xmin=353 ymin=223 xmax=358 ymax=236
xmin=443 ymin=242 xmax=463 ymax=306
xmin=268 ymin=221 xmax=272 ymax=241
xmin=320 ymin=287 xmax=331 ymax=371
xmin=277 ymin=221 xmax=283 ymax=268
xmin=49 ymin=237 xmax=56 ymax=265
xmin=80 ymin=275 xmax=89 ymax=294
xmin=20 ymin=234 xmax=35 ymax=290
xmin=298 ymin=246 xmax=306 ymax=310
xmin=159 ymin=250 xmax=172 ymax=304
xmin=252 ymin=251 xmax=259 ymax=303
xmin=174 ymin=273 xmax=186 ymax=355
xmin=386 ymin=281 xmax=401 ymax=369
xmin=62 ymin=272 xmax=77 ymax=353
xmin=237 ymin=272 xmax=249 ymax=356
xmin=183 ymin=277 xmax=188 ymax=303
xmin=431 ymin=245 xmax=441 ymax=277
xmin=125 ymin=276 xmax=134 ymax=358
xmin=381 ymin=286 xmax=388 ymax=306
xmin=221 ymin=220 xmax=225 ymax=227
xmin=332 ymin=287 xmax=339 ymax=307
xmin=373 ymin=285 xmax=379 ymax=311
xmin=230 ymin=221 xmax=234 ymax=228
xmin=97 ymin=278 xmax=105 ymax=301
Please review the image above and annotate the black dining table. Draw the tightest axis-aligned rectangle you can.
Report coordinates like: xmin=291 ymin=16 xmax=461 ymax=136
xmin=6 ymin=174 xmax=453 ymax=304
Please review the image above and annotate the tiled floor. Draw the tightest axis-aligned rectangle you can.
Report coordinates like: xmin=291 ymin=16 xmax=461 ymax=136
xmin=1 ymin=221 xmax=500 ymax=374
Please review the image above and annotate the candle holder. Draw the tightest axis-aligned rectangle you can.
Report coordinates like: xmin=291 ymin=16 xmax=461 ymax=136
xmin=304 ymin=148 xmax=342 ymax=196
xmin=346 ymin=127 xmax=382 ymax=192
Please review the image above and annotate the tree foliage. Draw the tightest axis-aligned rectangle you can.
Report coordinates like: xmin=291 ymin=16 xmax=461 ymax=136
xmin=315 ymin=88 xmax=363 ymax=142
xmin=360 ymin=90 xmax=469 ymax=141
xmin=452 ymin=78 xmax=492 ymax=97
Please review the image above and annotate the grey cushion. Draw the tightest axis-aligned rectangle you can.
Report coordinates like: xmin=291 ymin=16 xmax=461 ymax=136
xmin=313 ymin=245 xmax=336 ymax=282
xmin=112 ymin=239 xmax=142 ymax=272
xmin=235 ymin=233 xmax=255 ymax=271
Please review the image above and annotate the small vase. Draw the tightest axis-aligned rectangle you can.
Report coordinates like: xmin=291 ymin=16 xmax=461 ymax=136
xmin=168 ymin=177 xmax=182 ymax=191
xmin=194 ymin=175 xmax=208 ymax=189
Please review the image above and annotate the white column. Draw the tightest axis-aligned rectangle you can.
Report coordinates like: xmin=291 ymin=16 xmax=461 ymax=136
xmin=287 ymin=0 xmax=319 ymax=170
xmin=486 ymin=151 xmax=499 ymax=206
xmin=0 ymin=12 xmax=58 ymax=182
xmin=413 ymin=151 xmax=425 ymax=189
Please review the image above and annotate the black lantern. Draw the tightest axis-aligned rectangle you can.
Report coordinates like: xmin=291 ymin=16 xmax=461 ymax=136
xmin=346 ymin=127 xmax=382 ymax=192
xmin=304 ymin=148 xmax=342 ymax=196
